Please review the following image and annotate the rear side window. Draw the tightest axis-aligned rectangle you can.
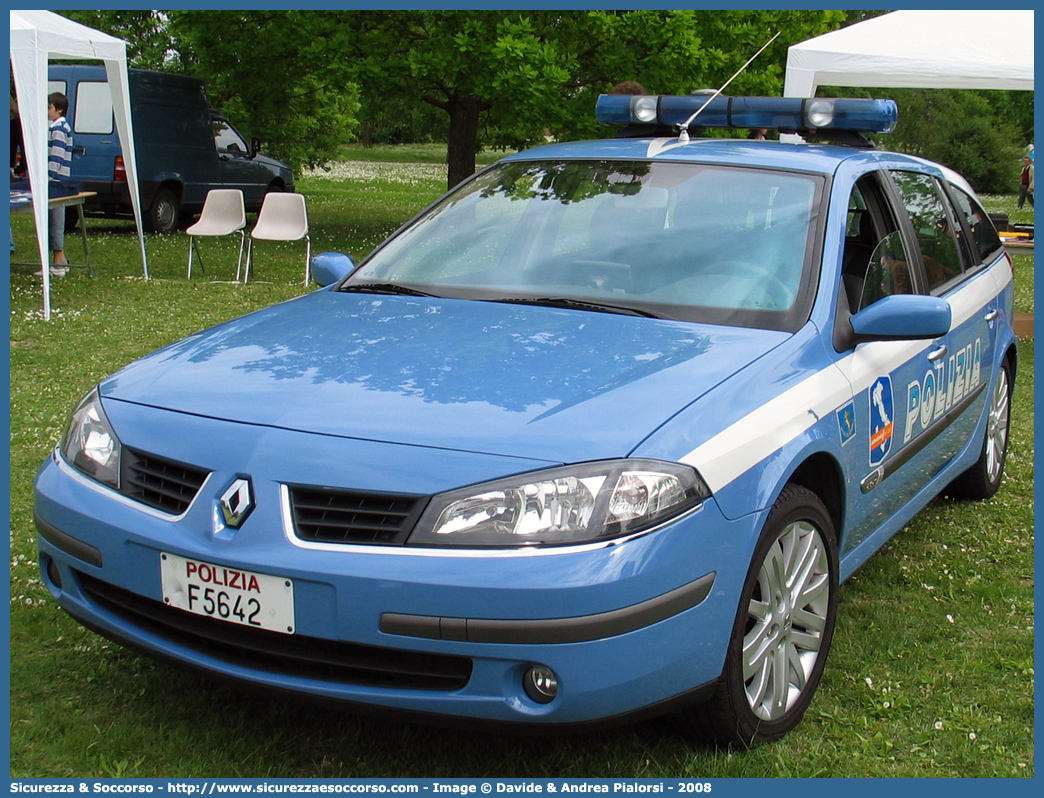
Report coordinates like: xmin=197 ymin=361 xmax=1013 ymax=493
xmin=950 ymin=187 xmax=1004 ymax=265
xmin=890 ymin=171 xmax=964 ymax=292
xmin=72 ymin=81 xmax=114 ymax=135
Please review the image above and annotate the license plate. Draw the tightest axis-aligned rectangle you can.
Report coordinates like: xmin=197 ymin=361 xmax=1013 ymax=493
xmin=160 ymin=552 xmax=295 ymax=635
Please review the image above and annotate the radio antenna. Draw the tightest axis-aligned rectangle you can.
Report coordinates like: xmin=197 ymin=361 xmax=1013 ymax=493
xmin=677 ymin=30 xmax=782 ymax=143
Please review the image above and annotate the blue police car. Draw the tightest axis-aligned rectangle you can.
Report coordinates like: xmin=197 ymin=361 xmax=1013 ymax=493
xmin=35 ymin=95 xmax=1016 ymax=745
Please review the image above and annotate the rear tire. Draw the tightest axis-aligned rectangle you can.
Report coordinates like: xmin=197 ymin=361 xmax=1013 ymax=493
xmin=946 ymin=361 xmax=1012 ymax=500
xmin=145 ymin=187 xmax=180 ymax=234
xmin=676 ymin=484 xmax=838 ymax=746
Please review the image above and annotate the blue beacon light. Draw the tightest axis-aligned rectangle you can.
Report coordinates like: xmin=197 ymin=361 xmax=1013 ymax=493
xmin=595 ymin=94 xmax=898 ymax=135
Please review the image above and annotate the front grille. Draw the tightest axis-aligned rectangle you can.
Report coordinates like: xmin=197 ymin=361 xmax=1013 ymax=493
xmin=290 ymin=486 xmax=427 ymax=545
xmin=77 ymin=572 xmax=472 ymax=691
xmin=120 ymin=448 xmax=210 ymax=515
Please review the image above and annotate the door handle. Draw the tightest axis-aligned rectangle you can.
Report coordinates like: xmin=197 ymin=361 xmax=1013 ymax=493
xmin=985 ymin=309 xmax=1000 ymax=323
xmin=928 ymin=344 xmax=949 ymax=362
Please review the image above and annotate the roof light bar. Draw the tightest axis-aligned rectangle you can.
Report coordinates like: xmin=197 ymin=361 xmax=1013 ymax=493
xmin=595 ymin=95 xmax=898 ymax=135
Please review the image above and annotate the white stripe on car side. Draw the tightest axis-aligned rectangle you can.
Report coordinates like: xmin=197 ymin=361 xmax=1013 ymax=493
xmin=681 ymin=263 xmax=1009 ymax=494
xmin=679 ymin=363 xmax=851 ymax=493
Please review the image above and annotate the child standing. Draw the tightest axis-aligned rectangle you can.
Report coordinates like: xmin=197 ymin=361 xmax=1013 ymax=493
xmin=47 ymin=91 xmax=74 ymax=274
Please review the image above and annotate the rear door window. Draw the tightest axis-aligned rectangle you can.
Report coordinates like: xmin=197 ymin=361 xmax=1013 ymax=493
xmin=889 ymin=171 xmax=965 ymax=292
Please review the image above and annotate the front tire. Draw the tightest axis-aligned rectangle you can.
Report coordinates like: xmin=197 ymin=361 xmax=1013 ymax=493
xmin=946 ymin=361 xmax=1012 ymax=501
xmin=677 ymin=484 xmax=838 ymax=746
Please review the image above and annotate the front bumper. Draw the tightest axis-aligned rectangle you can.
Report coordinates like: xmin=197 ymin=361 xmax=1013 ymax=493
xmin=33 ymin=407 xmax=758 ymax=727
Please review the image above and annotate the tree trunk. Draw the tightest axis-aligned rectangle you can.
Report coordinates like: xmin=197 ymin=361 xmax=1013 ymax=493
xmin=446 ymin=97 xmax=481 ymax=190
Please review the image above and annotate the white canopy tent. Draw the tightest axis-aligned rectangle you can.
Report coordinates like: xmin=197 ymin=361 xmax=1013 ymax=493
xmin=10 ymin=9 xmax=149 ymax=320
xmin=784 ymin=9 xmax=1035 ymax=98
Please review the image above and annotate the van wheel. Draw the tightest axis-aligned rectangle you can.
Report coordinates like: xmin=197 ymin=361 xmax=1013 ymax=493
xmin=146 ymin=188 xmax=181 ymax=234
xmin=676 ymin=485 xmax=838 ymax=746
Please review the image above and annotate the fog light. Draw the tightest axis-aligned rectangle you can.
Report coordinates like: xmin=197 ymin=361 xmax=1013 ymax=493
xmin=523 ymin=665 xmax=559 ymax=704
xmin=45 ymin=558 xmax=63 ymax=590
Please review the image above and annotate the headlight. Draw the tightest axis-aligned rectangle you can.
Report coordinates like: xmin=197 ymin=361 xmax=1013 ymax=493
xmin=60 ymin=388 xmax=121 ymax=489
xmin=409 ymin=459 xmax=709 ymax=548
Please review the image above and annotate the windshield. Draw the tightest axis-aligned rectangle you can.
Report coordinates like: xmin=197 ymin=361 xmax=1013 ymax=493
xmin=347 ymin=160 xmax=823 ymax=331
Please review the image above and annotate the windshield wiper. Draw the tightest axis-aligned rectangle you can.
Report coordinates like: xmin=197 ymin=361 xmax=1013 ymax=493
xmin=338 ymin=282 xmax=437 ymax=297
xmin=490 ymin=296 xmax=661 ymax=318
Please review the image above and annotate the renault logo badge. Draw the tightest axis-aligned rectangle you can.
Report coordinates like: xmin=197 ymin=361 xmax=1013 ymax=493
xmin=219 ymin=477 xmax=255 ymax=528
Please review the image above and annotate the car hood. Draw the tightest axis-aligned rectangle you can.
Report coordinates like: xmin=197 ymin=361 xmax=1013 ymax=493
xmin=255 ymin=153 xmax=292 ymax=173
xmin=102 ymin=291 xmax=788 ymax=463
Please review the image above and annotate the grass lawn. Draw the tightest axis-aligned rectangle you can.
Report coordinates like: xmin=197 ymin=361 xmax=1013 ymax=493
xmin=331 ymin=142 xmax=515 ymax=166
xmin=8 ymin=151 xmax=1034 ymax=778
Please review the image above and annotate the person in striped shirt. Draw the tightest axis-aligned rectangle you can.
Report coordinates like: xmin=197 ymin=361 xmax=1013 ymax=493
xmin=47 ymin=92 xmax=74 ymax=274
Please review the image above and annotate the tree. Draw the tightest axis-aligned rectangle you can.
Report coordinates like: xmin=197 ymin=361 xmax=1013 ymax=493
xmin=983 ymin=90 xmax=1034 ymax=149
xmin=58 ymin=10 xmax=849 ymax=185
xmin=60 ymin=10 xmax=175 ymax=70
xmin=882 ymin=89 xmax=1025 ymax=194
xmin=168 ymin=11 xmax=360 ymax=171
xmin=348 ymin=11 xmax=578 ymax=188
xmin=59 ymin=10 xmax=361 ymax=172
xmin=349 ymin=10 xmax=848 ymax=188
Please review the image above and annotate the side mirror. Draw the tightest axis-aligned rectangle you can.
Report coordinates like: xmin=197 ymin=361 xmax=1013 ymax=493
xmin=251 ymin=137 xmax=262 ymax=158
xmin=311 ymin=251 xmax=356 ymax=287
xmin=850 ymin=294 xmax=951 ymax=342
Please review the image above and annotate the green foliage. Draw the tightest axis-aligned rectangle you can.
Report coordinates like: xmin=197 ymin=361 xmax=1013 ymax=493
xmin=356 ymin=98 xmax=448 ymax=147
xmin=349 ymin=10 xmax=579 ymax=184
xmin=983 ymin=90 xmax=1034 ymax=146
xmin=167 ymin=11 xmax=360 ymax=172
xmin=882 ymin=89 xmax=1025 ymax=194
xmin=59 ymin=10 xmax=175 ymax=70
xmin=348 ymin=10 xmax=848 ymax=185
xmin=56 ymin=9 xmax=362 ymax=173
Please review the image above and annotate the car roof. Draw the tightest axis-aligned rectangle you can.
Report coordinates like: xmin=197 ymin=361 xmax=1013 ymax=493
xmin=503 ymin=137 xmax=924 ymax=177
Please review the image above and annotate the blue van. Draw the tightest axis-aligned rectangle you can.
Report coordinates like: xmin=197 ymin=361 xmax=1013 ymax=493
xmin=48 ymin=65 xmax=295 ymax=233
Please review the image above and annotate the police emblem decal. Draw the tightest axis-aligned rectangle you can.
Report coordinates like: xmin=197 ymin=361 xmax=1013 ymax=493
xmin=868 ymin=376 xmax=894 ymax=467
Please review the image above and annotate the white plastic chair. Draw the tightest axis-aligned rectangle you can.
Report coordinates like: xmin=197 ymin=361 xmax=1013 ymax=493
xmin=186 ymin=189 xmax=246 ymax=279
xmin=243 ymin=192 xmax=311 ymax=285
